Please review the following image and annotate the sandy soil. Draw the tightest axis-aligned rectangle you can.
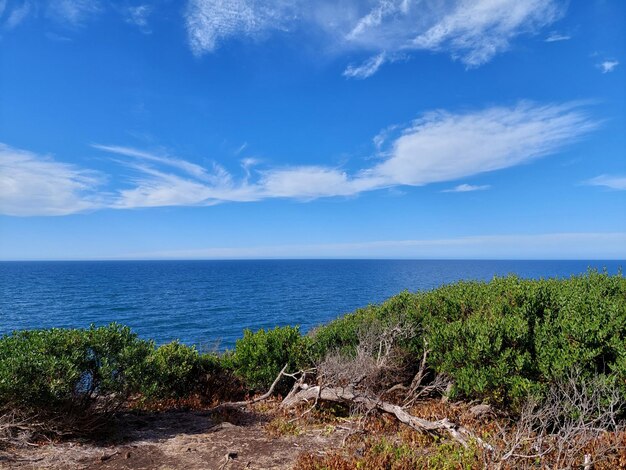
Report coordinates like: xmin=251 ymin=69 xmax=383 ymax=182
xmin=0 ymin=409 xmax=349 ymax=470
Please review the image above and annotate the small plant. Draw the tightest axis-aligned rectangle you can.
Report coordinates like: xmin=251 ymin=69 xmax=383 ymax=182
xmin=265 ymin=416 xmax=303 ymax=437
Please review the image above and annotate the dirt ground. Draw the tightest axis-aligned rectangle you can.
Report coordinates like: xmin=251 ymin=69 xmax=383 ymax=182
xmin=0 ymin=408 xmax=349 ymax=470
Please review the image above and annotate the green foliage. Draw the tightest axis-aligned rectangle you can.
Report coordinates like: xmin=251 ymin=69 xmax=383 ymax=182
xmin=312 ymin=270 xmax=626 ymax=405
xmin=0 ymin=324 xmax=236 ymax=414
xmin=225 ymin=326 xmax=310 ymax=391
xmin=141 ymin=341 xmax=223 ymax=399
xmin=1 ymin=270 xmax=623 ymax=416
xmin=0 ymin=323 xmax=152 ymax=411
xmin=310 ymin=291 xmax=422 ymax=360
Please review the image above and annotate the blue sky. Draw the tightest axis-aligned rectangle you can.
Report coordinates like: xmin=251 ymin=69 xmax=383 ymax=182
xmin=0 ymin=0 xmax=624 ymax=260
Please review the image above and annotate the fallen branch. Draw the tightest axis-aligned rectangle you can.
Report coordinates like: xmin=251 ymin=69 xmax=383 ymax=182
xmin=210 ymin=364 xmax=290 ymax=411
xmin=281 ymin=385 xmax=493 ymax=451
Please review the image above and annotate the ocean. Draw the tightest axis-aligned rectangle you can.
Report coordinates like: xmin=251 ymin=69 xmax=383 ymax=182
xmin=0 ymin=260 xmax=622 ymax=349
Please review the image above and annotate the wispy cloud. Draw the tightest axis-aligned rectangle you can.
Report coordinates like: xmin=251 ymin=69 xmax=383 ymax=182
xmin=598 ymin=60 xmax=619 ymax=73
xmin=123 ymin=4 xmax=151 ymax=32
xmin=185 ymin=0 xmax=564 ymax=75
xmin=94 ymin=101 xmax=598 ymax=209
xmin=0 ymin=101 xmax=598 ymax=216
xmin=3 ymin=101 xmax=600 ymax=213
xmin=586 ymin=175 xmax=626 ymax=191
xmin=1 ymin=0 xmax=102 ymax=30
xmin=111 ymin=233 xmax=626 ymax=260
xmin=47 ymin=0 xmax=101 ymax=27
xmin=443 ymin=184 xmax=491 ymax=193
xmin=409 ymin=0 xmax=563 ymax=67
xmin=545 ymin=32 xmax=570 ymax=42
xmin=185 ymin=0 xmax=297 ymax=56
xmin=2 ymin=0 xmax=31 ymax=30
xmin=0 ymin=143 xmax=105 ymax=216
xmin=367 ymin=101 xmax=597 ymax=187
xmin=343 ymin=52 xmax=387 ymax=79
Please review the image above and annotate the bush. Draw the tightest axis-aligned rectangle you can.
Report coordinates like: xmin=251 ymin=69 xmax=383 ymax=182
xmin=140 ymin=341 xmax=233 ymax=400
xmin=1 ymin=271 xmax=623 ymax=417
xmin=310 ymin=291 xmax=421 ymax=360
xmin=312 ymin=270 xmax=626 ymax=406
xmin=0 ymin=324 xmax=241 ymax=418
xmin=0 ymin=323 xmax=152 ymax=412
xmin=141 ymin=341 xmax=204 ymax=398
xmin=225 ymin=326 xmax=310 ymax=392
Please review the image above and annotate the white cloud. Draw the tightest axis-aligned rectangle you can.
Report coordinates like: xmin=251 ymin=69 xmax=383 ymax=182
xmin=257 ymin=166 xmax=360 ymax=199
xmin=586 ymin=175 xmax=626 ymax=191
xmin=124 ymin=4 xmax=151 ymax=32
xmin=91 ymin=144 xmax=246 ymax=209
xmin=443 ymin=184 xmax=490 ymax=193
xmin=91 ymin=144 xmax=226 ymax=184
xmin=2 ymin=0 xmax=31 ymax=30
xmin=47 ymin=0 xmax=101 ymax=27
xmin=410 ymin=0 xmax=563 ymax=67
xmin=367 ymin=101 xmax=597 ymax=186
xmin=598 ymin=60 xmax=619 ymax=73
xmin=94 ymin=101 xmax=595 ymax=208
xmin=185 ymin=0 xmax=297 ymax=56
xmin=545 ymin=32 xmax=570 ymax=42
xmin=185 ymin=0 xmax=564 ymax=74
xmin=343 ymin=52 xmax=387 ymax=79
xmin=2 ymin=0 xmax=106 ymax=31
xmin=0 ymin=143 xmax=104 ymax=216
xmin=0 ymin=101 xmax=598 ymax=216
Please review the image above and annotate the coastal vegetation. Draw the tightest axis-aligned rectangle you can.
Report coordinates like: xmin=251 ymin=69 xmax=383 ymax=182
xmin=1 ymin=270 xmax=625 ymax=468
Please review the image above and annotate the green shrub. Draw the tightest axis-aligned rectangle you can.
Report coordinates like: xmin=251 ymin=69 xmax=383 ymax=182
xmin=312 ymin=270 xmax=626 ymax=406
xmin=310 ymin=291 xmax=422 ymax=360
xmin=140 ymin=341 xmax=228 ymax=399
xmin=1 ymin=271 xmax=623 ymax=417
xmin=225 ymin=326 xmax=310 ymax=392
xmin=0 ymin=323 xmax=152 ymax=411
xmin=141 ymin=341 xmax=202 ymax=398
xmin=534 ymin=271 xmax=626 ymax=382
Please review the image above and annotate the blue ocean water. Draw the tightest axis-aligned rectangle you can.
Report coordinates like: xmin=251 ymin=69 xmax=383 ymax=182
xmin=0 ymin=260 xmax=623 ymax=349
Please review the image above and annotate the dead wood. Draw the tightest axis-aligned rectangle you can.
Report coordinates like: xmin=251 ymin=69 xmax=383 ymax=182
xmin=280 ymin=384 xmax=493 ymax=451
xmin=210 ymin=364 xmax=290 ymax=411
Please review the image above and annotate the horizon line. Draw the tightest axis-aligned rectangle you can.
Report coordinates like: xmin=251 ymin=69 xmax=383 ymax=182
xmin=1 ymin=258 xmax=624 ymax=262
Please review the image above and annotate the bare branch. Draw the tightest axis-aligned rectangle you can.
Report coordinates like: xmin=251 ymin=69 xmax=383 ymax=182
xmin=211 ymin=363 xmax=290 ymax=411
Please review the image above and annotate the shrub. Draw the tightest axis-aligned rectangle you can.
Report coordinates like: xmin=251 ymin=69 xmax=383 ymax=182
xmin=141 ymin=341 xmax=206 ymax=399
xmin=312 ymin=271 xmax=626 ymax=406
xmin=0 ymin=323 xmax=152 ymax=412
xmin=225 ymin=326 xmax=310 ymax=392
xmin=310 ymin=291 xmax=421 ymax=360
xmin=139 ymin=341 xmax=237 ymax=401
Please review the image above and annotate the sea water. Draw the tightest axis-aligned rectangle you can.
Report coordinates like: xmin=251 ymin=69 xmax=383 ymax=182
xmin=0 ymin=260 xmax=622 ymax=348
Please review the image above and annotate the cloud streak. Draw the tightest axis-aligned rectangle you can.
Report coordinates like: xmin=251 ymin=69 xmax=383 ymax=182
xmin=2 ymin=0 xmax=31 ymax=30
xmin=0 ymin=101 xmax=598 ymax=215
xmin=586 ymin=175 xmax=626 ymax=191
xmin=443 ymin=184 xmax=491 ymax=193
xmin=185 ymin=0 xmax=564 ymax=75
xmin=99 ymin=233 xmax=626 ymax=260
xmin=0 ymin=143 xmax=105 ymax=216
xmin=409 ymin=0 xmax=563 ymax=67
xmin=545 ymin=32 xmax=570 ymax=42
xmin=343 ymin=52 xmax=387 ymax=79
xmin=47 ymin=0 xmax=101 ymax=27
